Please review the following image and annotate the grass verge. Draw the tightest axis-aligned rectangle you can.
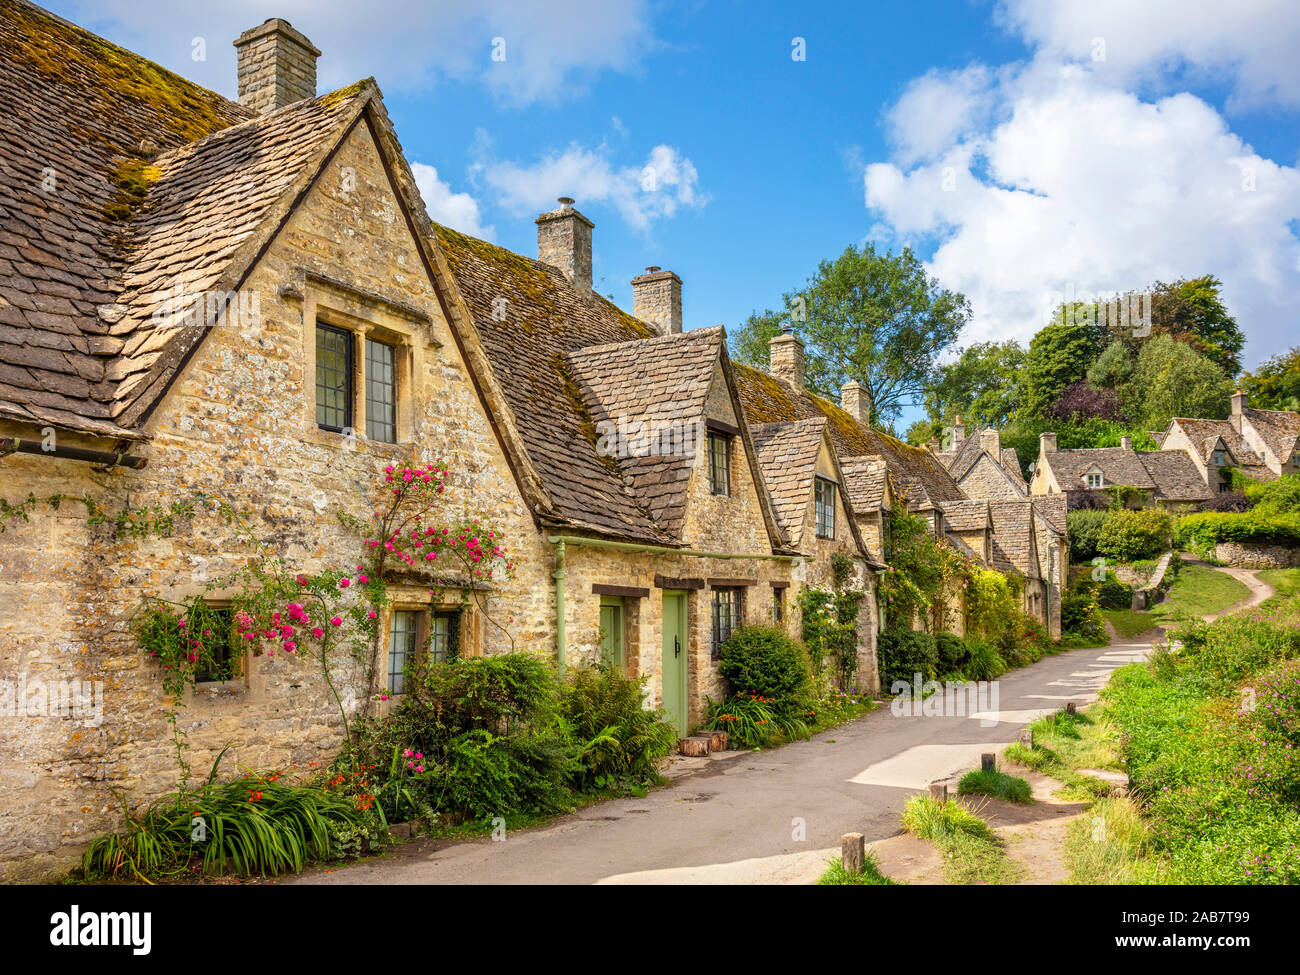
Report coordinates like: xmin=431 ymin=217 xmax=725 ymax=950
xmin=1064 ymin=796 xmax=1166 ymax=885
xmin=901 ymin=795 xmax=1020 ymax=884
xmin=1003 ymin=709 xmax=1122 ymax=801
xmin=958 ymin=768 xmax=1033 ymax=803
xmin=817 ymin=850 xmax=899 ymax=885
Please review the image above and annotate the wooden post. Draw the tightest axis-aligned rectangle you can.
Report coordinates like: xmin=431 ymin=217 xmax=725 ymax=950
xmin=841 ymin=833 xmax=865 ymax=873
xmin=1018 ymin=728 xmax=1033 ymax=748
xmin=929 ymin=782 xmax=948 ymax=802
xmin=1066 ymin=702 xmax=1077 ymax=716
xmin=981 ymin=753 xmax=995 ymax=772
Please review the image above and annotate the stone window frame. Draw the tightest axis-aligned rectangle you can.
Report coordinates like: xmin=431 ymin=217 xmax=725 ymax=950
xmin=300 ymin=277 xmax=428 ymax=450
xmin=814 ymin=476 xmax=837 ymax=539
xmin=707 ymin=431 xmax=731 ymax=496
xmin=379 ymin=586 xmax=479 ymax=699
xmin=709 ymin=586 xmax=742 ymax=659
xmin=184 ymin=599 xmax=263 ymax=703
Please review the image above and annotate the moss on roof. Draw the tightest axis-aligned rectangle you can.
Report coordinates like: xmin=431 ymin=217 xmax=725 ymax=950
xmin=4 ymin=0 xmax=248 ymax=146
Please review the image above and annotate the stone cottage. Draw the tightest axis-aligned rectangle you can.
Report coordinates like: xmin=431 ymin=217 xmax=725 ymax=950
xmin=1159 ymin=390 xmax=1300 ymax=491
xmin=1030 ymin=433 xmax=1212 ymax=510
xmin=0 ymin=2 xmax=888 ymax=878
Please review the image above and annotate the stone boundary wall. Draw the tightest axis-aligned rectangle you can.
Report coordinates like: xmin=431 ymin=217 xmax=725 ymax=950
xmin=1214 ymin=541 xmax=1300 ymax=569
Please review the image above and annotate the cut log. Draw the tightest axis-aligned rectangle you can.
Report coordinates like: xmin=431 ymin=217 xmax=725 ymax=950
xmin=703 ymin=729 xmax=729 ymax=752
xmin=678 ymin=736 xmax=711 ymax=757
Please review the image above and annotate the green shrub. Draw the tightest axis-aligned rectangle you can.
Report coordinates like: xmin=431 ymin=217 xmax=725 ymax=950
xmin=561 ymin=665 xmax=678 ymax=792
xmin=878 ymin=628 xmax=938 ymax=687
xmin=1097 ymin=577 xmax=1134 ymax=609
xmin=351 ymin=653 xmax=578 ymax=821
xmin=703 ymin=691 xmax=809 ymax=748
xmin=933 ymin=632 xmax=969 ymax=676
xmin=1097 ymin=508 xmax=1172 ymax=562
xmin=1068 ymin=509 xmax=1112 ymax=562
xmin=1175 ymin=509 xmax=1300 ymax=548
xmin=963 ymin=638 xmax=1006 ymax=681
xmin=717 ymin=625 xmax=812 ymax=710
xmin=82 ymin=756 xmax=377 ymax=880
xmin=1061 ymin=587 xmax=1106 ymax=644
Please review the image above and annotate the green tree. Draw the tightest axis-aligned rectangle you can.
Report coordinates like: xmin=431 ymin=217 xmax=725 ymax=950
xmin=922 ymin=340 xmax=1027 ymax=429
xmin=729 ymin=244 xmax=970 ymax=426
xmin=1128 ymin=334 xmax=1234 ymax=431
xmin=1241 ymin=346 xmax=1300 ymax=412
xmin=1145 ymin=275 xmax=1244 ymax=375
xmin=1019 ymin=320 xmax=1107 ymax=419
xmin=1086 ymin=341 xmax=1134 ymax=391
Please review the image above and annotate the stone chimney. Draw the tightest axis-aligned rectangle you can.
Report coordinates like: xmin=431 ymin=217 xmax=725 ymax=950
xmin=234 ymin=19 xmax=321 ymax=115
xmin=631 ymin=267 xmax=682 ymax=334
xmin=980 ymin=427 xmax=1000 ymax=454
xmin=1040 ymin=431 xmax=1058 ymax=454
xmin=1120 ymin=435 xmax=1132 ymax=450
xmin=1232 ymin=388 xmax=1248 ymax=416
xmin=953 ymin=416 xmax=966 ymax=445
xmin=536 ymin=197 xmax=593 ymax=290
xmin=769 ymin=326 xmax=804 ymax=391
xmin=841 ymin=381 xmax=869 ymax=426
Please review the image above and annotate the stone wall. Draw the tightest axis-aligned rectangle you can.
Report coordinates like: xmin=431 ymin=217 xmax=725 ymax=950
xmin=1214 ymin=541 xmax=1300 ymax=569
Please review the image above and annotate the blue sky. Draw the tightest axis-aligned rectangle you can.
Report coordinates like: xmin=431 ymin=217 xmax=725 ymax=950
xmin=49 ymin=1 xmax=1300 ymax=430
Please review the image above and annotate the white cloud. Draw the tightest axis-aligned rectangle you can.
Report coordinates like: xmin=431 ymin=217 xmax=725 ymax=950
xmin=996 ymin=0 xmax=1300 ymax=109
xmin=864 ymin=62 xmax=1300 ymax=360
xmin=479 ymin=142 xmax=706 ymax=231
xmin=411 ymin=163 xmax=494 ymax=240
xmin=58 ymin=0 xmax=653 ymax=105
xmin=885 ymin=65 xmax=995 ymax=165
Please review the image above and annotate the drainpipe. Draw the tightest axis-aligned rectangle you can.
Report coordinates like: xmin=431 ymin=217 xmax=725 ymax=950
xmin=553 ymin=539 xmax=566 ymax=674
xmin=1 ymin=437 xmax=147 ymax=470
xmin=545 ymin=534 xmax=798 ymax=673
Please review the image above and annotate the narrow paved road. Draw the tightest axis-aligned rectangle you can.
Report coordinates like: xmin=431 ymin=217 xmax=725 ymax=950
xmin=289 ymin=639 xmax=1151 ymax=885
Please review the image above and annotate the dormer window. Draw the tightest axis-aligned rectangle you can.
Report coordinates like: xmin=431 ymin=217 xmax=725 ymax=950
xmin=1085 ymin=471 xmax=1103 ymax=489
xmin=1212 ymin=450 xmax=1226 ymax=466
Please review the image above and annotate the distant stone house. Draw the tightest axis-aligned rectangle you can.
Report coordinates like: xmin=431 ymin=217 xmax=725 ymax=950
xmin=1030 ymin=433 xmax=1211 ymax=510
xmin=1160 ymin=390 xmax=1300 ymax=490
xmin=933 ymin=425 xmax=1066 ymax=637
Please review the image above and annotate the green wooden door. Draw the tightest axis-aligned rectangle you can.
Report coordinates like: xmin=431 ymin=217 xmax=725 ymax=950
xmin=599 ymin=597 xmax=624 ymax=669
xmin=661 ymin=591 xmax=688 ymax=737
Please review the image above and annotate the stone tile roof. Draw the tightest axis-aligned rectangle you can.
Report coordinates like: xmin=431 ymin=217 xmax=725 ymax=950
xmin=0 ymin=0 xmax=369 ymax=436
xmin=566 ymin=328 xmax=724 ymax=539
xmin=1136 ymin=450 xmax=1213 ymax=502
xmin=1169 ymin=418 xmax=1260 ymax=464
xmin=937 ymin=498 xmax=990 ymax=532
xmin=749 ymin=418 xmax=826 ymax=545
xmin=1001 ymin=449 xmax=1028 ymax=492
xmin=431 ymin=223 xmax=673 ymax=541
xmin=989 ymin=500 xmax=1039 ymax=579
xmin=1040 ymin=447 xmax=1157 ymax=491
xmin=432 ymin=225 xmax=791 ymax=549
xmin=733 ymin=364 xmax=967 ymax=511
xmin=1244 ymin=407 xmax=1300 ymax=463
xmin=1031 ymin=495 xmax=1068 ymax=536
xmin=839 ymin=455 xmax=890 ymax=511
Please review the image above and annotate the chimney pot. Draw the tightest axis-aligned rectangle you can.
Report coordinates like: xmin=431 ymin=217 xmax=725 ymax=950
xmin=557 ymin=196 xmax=575 ymax=206
xmin=234 ymin=18 xmax=321 ymax=115
xmin=536 ymin=198 xmax=594 ymax=290
xmin=631 ymin=267 xmax=682 ymax=335
xmin=1232 ymin=388 xmax=1248 ymax=415
xmin=1120 ymin=435 xmax=1132 ymax=450
xmin=770 ymin=330 xmax=805 ymax=391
